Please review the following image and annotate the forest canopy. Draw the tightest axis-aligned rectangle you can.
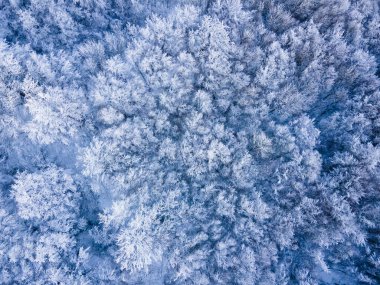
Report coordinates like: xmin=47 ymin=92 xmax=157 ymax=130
xmin=0 ymin=0 xmax=379 ymax=284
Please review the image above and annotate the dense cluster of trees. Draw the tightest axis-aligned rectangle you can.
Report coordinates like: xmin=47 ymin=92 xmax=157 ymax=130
xmin=0 ymin=0 xmax=379 ymax=284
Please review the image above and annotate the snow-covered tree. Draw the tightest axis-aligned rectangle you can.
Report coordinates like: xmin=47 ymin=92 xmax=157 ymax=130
xmin=0 ymin=0 xmax=379 ymax=284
